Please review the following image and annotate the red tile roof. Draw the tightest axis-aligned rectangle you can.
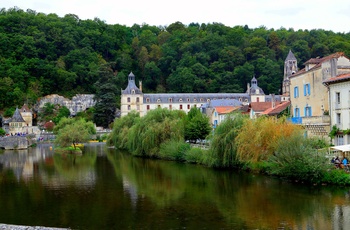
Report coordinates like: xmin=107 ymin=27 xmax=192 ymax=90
xmin=215 ymin=106 xmax=240 ymax=114
xmin=323 ymin=73 xmax=350 ymax=85
xmin=250 ymin=102 xmax=274 ymax=112
xmin=290 ymin=52 xmax=347 ymax=78
xmin=261 ymin=101 xmax=291 ymax=116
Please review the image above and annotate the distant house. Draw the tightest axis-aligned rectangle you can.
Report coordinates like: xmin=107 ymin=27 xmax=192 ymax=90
xmin=323 ymin=73 xmax=350 ymax=145
xmin=8 ymin=107 xmax=26 ymax=135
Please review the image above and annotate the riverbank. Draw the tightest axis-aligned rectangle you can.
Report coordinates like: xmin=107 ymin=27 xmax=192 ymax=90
xmin=0 ymin=224 xmax=68 ymax=230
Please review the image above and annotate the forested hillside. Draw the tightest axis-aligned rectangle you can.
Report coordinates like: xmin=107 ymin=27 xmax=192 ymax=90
xmin=1 ymin=7 xmax=350 ymax=110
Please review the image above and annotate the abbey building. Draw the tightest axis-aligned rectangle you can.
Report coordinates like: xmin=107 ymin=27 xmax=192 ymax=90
xmin=121 ymin=72 xmax=286 ymax=117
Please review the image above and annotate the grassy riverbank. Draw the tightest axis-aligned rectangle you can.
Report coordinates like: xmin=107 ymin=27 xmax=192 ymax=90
xmin=108 ymin=108 xmax=350 ymax=186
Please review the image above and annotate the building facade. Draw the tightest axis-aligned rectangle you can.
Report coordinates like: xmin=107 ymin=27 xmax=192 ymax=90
xmin=288 ymin=52 xmax=350 ymax=138
xmin=323 ymin=73 xmax=350 ymax=145
xmin=121 ymin=72 xmax=282 ymax=118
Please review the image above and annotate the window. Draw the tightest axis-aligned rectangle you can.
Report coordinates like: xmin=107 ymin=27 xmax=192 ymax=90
xmin=337 ymin=135 xmax=344 ymax=146
xmin=336 ymin=92 xmax=340 ymax=104
xmin=294 ymin=108 xmax=300 ymax=117
xmin=179 ymin=98 xmax=183 ymax=102
xmin=131 ymin=90 xmax=135 ymax=94
xmin=294 ymin=86 xmax=299 ymax=98
xmin=128 ymin=105 xmax=131 ymax=110
xmin=187 ymin=98 xmax=190 ymax=102
xmin=304 ymin=105 xmax=312 ymax=117
xmin=146 ymin=98 xmax=150 ymax=103
xmin=136 ymin=97 xmax=139 ymax=103
xmin=147 ymin=105 xmax=150 ymax=110
xmin=127 ymin=97 xmax=131 ymax=102
xmin=336 ymin=113 xmax=341 ymax=125
xmin=200 ymin=98 xmax=204 ymax=102
xmin=187 ymin=104 xmax=190 ymax=109
xmin=169 ymin=98 xmax=172 ymax=103
xmin=304 ymin=83 xmax=310 ymax=96
xmin=180 ymin=104 xmax=183 ymax=110
xmin=214 ymin=112 xmax=217 ymax=117
xmin=157 ymin=99 xmax=161 ymax=103
xmin=257 ymin=97 xmax=260 ymax=102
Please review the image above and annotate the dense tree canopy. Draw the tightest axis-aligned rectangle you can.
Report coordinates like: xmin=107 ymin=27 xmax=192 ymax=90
xmin=1 ymin=7 xmax=350 ymax=111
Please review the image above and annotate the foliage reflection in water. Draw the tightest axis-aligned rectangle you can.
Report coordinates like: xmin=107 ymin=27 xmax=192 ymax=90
xmin=0 ymin=143 xmax=349 ymax=229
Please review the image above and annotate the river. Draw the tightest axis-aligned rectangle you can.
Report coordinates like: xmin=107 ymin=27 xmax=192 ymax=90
xmin=0 ymin=143 xmax=349 ymax=230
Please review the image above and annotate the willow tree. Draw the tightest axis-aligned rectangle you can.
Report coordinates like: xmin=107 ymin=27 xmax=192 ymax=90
xmin=107 ymin=111 xmax=140 ymax=149
xmin=206 ymin=113 xmax=248 ymax=168
xmin=235 ymin=116 xmax=302 ymax=163
xmin=127 ymin=108 xmax=186 ymax=157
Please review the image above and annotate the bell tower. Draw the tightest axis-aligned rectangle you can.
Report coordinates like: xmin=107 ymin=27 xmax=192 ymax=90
xmin=282 ymin=50 xmax=298 ymax=97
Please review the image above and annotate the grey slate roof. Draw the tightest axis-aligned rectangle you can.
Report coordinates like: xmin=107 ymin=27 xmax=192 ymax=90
xmin=246 ymin=76 xmax=264 ymax=95
xmin=10 ymin=108 xmax=25 ymax=122
xmin=285 ymin=50 xmax=297 ymax=61
xmin=122 ymin=72 xmax=142 ymax=94
xmin=209 ymin=99 xmax=243 ymax=107
xmin=143 ymin=93 xmax=250 ymax=103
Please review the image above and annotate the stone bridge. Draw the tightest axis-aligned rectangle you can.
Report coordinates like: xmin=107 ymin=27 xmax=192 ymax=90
xmin=0 ymin=136 xmax=29 ymax=150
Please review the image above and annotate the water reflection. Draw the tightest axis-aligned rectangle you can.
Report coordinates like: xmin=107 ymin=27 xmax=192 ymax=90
xmin=0 ymin=144 xmax=349 ymax=229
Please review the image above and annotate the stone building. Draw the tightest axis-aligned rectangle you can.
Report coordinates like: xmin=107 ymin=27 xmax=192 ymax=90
xmin=323 ymin=73 xmax=350 ymax=145
xmin=121 ymin=72 xmax=282 ymax=117
xmin=8 ymin=107 xmax=26 ymax=134
xmin=288 ymin=51 xmax=350 ymax=139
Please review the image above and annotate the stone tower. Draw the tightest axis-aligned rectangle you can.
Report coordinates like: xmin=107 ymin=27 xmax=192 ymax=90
xmin=282 ymin=50 xmax=298 ymax=97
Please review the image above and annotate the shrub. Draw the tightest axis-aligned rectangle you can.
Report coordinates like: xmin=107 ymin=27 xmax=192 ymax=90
xmin=184 ymin=147 xmax=205 ymax=164
xmin=267 ymin=132 xmax=332 ymax=184
xmin=159 ymin=140 xmax=190 ymax=161
xmin=322 ymin=169 xmax=350 ymax=186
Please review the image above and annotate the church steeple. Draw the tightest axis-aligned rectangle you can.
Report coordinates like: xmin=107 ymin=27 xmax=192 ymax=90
xmin=282 ymin=50 xmax=298 ymax=97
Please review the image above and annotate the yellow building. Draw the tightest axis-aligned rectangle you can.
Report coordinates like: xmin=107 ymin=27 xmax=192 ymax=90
xmin=288 ymin=52 xmax=350 ymax=138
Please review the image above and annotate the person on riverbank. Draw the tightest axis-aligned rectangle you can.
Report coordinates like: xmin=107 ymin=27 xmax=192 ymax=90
xmin=334 ymin=156 xmax=341 ymax=168
xmin=341 ymin=157 xmax=348 ymax=169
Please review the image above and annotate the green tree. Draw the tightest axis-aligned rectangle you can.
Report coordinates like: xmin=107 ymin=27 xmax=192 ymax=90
xmin=52 ymin=106 xmax=70 ymax=124
xmin=93 ymin=64 xmax=118 ymax=128
xmin=54 ymin=118 xmax=96 ymax=149
xmin=184 ymin=108 xmax=211 ymax=142
xmin=0 ymin=127 xmax=6 ymax=136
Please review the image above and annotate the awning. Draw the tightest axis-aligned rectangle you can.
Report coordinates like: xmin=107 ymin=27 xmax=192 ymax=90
xmin=330 ymin=145 xmax=350 ymax=152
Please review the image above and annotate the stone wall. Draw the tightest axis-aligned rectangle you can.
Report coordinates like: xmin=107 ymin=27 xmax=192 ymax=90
xmin=0 ymin=136 xmax=29 ymax=150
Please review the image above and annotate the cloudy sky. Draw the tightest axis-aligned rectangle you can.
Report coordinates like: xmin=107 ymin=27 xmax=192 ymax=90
xmin=2 ymin=0 xmax=350 ymax=33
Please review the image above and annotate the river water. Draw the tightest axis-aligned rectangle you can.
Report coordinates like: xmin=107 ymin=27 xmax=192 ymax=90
xmin=0 ymin=143 xmax=349 ymax=230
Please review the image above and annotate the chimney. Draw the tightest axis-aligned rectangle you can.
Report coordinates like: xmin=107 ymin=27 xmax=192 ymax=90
xmin=139 ymin=81 xmax=142 ymax=92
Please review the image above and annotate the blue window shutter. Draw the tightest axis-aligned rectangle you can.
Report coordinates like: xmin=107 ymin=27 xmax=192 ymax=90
xmin=310 ymin=107 xmax=312 ymax=116
xmin=304 ymin=107 xmax=307 ymax=116
xmin=307 ymin=84 xmax=310 ymax=95
xmin=296 ymin=87 xmax=298 ymax=97
xmin=304 ymin=84 xmax=306 ymax=96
